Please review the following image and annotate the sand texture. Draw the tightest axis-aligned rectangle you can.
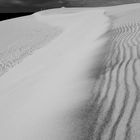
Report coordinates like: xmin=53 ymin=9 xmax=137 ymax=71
xmin=0 ymin=3 xmax=140 ymax=140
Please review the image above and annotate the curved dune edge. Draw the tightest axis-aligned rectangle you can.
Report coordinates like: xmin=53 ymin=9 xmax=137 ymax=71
xmin=0 ymin=3 xmax=140 ymax=140
xmin=0 ymin=5 xmax=111 ymax=140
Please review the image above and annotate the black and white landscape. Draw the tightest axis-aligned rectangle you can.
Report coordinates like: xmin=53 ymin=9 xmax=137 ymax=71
xmin=0 ymin=2 xmax=140 ymax=140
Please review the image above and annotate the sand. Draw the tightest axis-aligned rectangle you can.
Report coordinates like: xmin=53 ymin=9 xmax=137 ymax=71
xmin=0 ymin=3 xmax=140 ymax=140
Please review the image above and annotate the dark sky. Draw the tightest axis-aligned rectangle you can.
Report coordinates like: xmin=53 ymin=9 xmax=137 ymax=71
xmin=0 ymin=0 xmax=139 ymax=13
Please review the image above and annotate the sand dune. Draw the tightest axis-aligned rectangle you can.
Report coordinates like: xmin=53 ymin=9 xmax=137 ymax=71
xmin=0 ymin=3 xmax=140 ymax=140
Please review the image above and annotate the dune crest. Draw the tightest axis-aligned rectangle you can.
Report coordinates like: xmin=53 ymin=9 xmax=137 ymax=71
xmin=1 ymin=3 xmax=140 ymax=140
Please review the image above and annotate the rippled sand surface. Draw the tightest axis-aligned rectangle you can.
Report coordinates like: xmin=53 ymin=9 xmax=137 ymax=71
xmin=0 ymin=3 xmax=140 ymax=140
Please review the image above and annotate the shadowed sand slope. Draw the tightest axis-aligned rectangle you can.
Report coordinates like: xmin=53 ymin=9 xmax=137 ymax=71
xmin=0 ymin=3 xmax=140 ymax=140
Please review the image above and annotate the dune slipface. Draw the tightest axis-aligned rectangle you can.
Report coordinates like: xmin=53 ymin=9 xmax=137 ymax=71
xmin=0 ymin=8 xmax=110 ymax=140
xmin=0 ymin=3 xmax=140 ymax=140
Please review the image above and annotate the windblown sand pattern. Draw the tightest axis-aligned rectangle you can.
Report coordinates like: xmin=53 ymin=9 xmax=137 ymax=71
xmin=1 ymin=5 xmax=140 ymax=140
xmin=0 ymin=25 xmax=62 ymax=77
xmin=81 ymin=9 xmax=140 ymax=140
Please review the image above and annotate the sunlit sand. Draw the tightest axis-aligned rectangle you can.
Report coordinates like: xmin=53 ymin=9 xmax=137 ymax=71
xmin=0 ymin=3 xmax=140 ymax=140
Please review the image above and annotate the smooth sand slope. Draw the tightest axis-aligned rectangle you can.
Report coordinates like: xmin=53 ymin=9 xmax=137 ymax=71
xmin=0 ymin=7 xmax=110 ymax=140
xmin=0 ymin=3 xmax=140 ymax=140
